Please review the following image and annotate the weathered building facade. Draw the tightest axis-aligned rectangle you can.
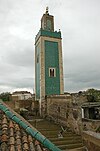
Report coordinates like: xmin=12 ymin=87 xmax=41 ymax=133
xmin=11 ymin=91 xmax=33 ymax=110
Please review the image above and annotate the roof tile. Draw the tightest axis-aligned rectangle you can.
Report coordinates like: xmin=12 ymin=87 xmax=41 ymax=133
xmin=9 ymin=136 xmax=15 ymax=145
xmin=9 ymin=145 xmax=15 ymax=151
xmin=9 ymin=121 xmax=14 ymax=128
xmin=23 ymin=142 xmax=29 ymax=150
xmin=0 ymin=102 xmax=52 ymax=151
xmin=1 ymin=134 xmax=8 ymax=142
xmin=0 ymin=110 xmax=45 ymax=151
xmin=1 ymin=142 xmax=8 ymax=151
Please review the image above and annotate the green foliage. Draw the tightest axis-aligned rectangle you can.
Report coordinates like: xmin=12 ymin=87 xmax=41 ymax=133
xmin=86 ymin=88 xmax=100 ymax=102
xmin=0 ymin=92 xmax=11 ymax=102
xmin=87 ymin=95 xmax=96 ymax=102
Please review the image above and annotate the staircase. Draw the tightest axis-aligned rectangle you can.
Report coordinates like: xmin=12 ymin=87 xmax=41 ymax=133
xmin=29 ymin=118 xmax=85 ymax=151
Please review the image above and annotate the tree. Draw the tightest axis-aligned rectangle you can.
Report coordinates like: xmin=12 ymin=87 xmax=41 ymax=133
xmin=87 ymin=95 xmax=96 ymax=102
xmin=86 ymin=88 xmax=100 ymax=102
xmin=0 ymin=92 xmax=11 ymax=102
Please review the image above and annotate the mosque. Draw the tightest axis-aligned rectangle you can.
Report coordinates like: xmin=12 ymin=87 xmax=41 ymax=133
xmin=35 ymin=7 xmax=64 ymax=115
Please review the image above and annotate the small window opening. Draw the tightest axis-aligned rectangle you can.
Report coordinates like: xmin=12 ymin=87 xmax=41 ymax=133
xmin=49 ymin=68 xmax=56 ymax=77
xmin=57 ymin=106 xmax=60 ymax=113
xmin=37 ymin=55 xmax=39 ymax=63
xmin=82 ymin=107 xmax=100 ymax=120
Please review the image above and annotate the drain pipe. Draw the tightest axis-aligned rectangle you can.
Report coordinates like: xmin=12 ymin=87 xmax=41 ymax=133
xmin=0 ymin=100 xmax=61 ymax=151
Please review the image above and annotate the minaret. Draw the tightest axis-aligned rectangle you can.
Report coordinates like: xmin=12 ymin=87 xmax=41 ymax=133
xmin=35 ymin=8 xmax=64 ymax=102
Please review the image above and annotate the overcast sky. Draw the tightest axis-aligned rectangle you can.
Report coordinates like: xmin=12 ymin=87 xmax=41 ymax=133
xmin=0 ymin=0 xmax=100 ymax=93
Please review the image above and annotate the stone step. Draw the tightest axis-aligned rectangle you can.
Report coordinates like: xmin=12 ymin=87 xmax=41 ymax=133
xmin=36 ymin=126 xmax=61 ymax=130
xmin=37 ymin=128 xmax=61 ymax=131
xmin=29 ymin=118 xmax=84 ymax=151
xmin=32 ymin=123 xmax=61 ymax=129
xmin=58 ymin=143 xmax=83 ymax=150
xmin=40 ymin=132 xmax=80 ymax=138
xmin=51 ymin=137 xmax=82 ymax=142
xmin=63 ymin=146 xmax=86 ymax=151
xmin=38 ymin=124 xmax=60 ymax=128
xmin=38 ymin=128 xmax=73 ymax=136
xmin=49 ymin=135 xmax=82 ymax=141
xmin=52 ymin=139 xmax=82 ymax=146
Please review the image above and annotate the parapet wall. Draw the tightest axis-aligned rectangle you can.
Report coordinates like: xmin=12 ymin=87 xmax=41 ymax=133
xmin=46 ymin=95 xmax=71 ymax=124
xmin=82 ymin=118 xmax=100 ymax=132
xmin=83 ymin=131 xmax=100 ymax=151
xmin=45 ymin=94 xmax=100 ymax=134
xmin=46 ymin=94 xmax=85 ymax=134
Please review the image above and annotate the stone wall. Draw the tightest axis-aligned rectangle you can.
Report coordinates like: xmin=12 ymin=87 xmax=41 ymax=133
xmin=14 ymin=97 xmax=34 ymax=111
xmin=46 ymin=95 xmax=71 ymax=125
xmin=5 ymin=100 xmax=15 ymax=109
xmin=17 ymin=99 xmax=32 ymax=109
xmin=83 ymin=131 xmax=100 ymax=151
xmin=82 ymin=118 xmax=100 ymax=132
xmin=46 ymin=94 xmax=100 ymax=134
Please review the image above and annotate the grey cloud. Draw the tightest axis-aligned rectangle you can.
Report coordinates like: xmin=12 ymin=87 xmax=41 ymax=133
xmin=64 ymin=68 xmax=100 ymax=92
xmin=0 ymin=76 xmax=34 ymax=91
xmin=6 ymin=77 xmax=34 ymax=88
xmin=5 ymin=45 xmax=34 ymax=67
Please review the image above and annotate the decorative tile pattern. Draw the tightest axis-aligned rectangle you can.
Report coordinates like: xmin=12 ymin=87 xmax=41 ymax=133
xmin=45 ymin=40 xmax=60 ymax=95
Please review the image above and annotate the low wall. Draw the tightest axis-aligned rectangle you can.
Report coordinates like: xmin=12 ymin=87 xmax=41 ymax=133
xmin=82 ymin=118 xmax=100 ymax=132
xmin=46 ymin=94 xmax=86 ymax=134
xmin=46 ymin=95 xmax=71 ymax=125
xmin=46 ymin=94 xmax=100 ymax=134
xmin=83 ymin=131 xmax=100 ymax=151
xmin=5 ymin=100 xmax=15 ymax=109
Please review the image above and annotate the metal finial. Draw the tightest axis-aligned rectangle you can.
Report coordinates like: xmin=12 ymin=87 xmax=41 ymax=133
xmin=46 ymin=6 xmax=49 ymax=14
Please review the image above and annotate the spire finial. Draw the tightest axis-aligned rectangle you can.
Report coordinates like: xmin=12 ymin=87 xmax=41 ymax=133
xmin=46 ymin=6 xmax=49 ymax=14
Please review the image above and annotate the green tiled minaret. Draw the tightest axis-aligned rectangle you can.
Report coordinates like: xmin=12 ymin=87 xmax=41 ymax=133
xmin=35 ymin=7 xmax=64 ymax=100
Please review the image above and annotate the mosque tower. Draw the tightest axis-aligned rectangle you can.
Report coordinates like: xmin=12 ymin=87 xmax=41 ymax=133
xmin=35 ymin=7 xmax=64 ymax=102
